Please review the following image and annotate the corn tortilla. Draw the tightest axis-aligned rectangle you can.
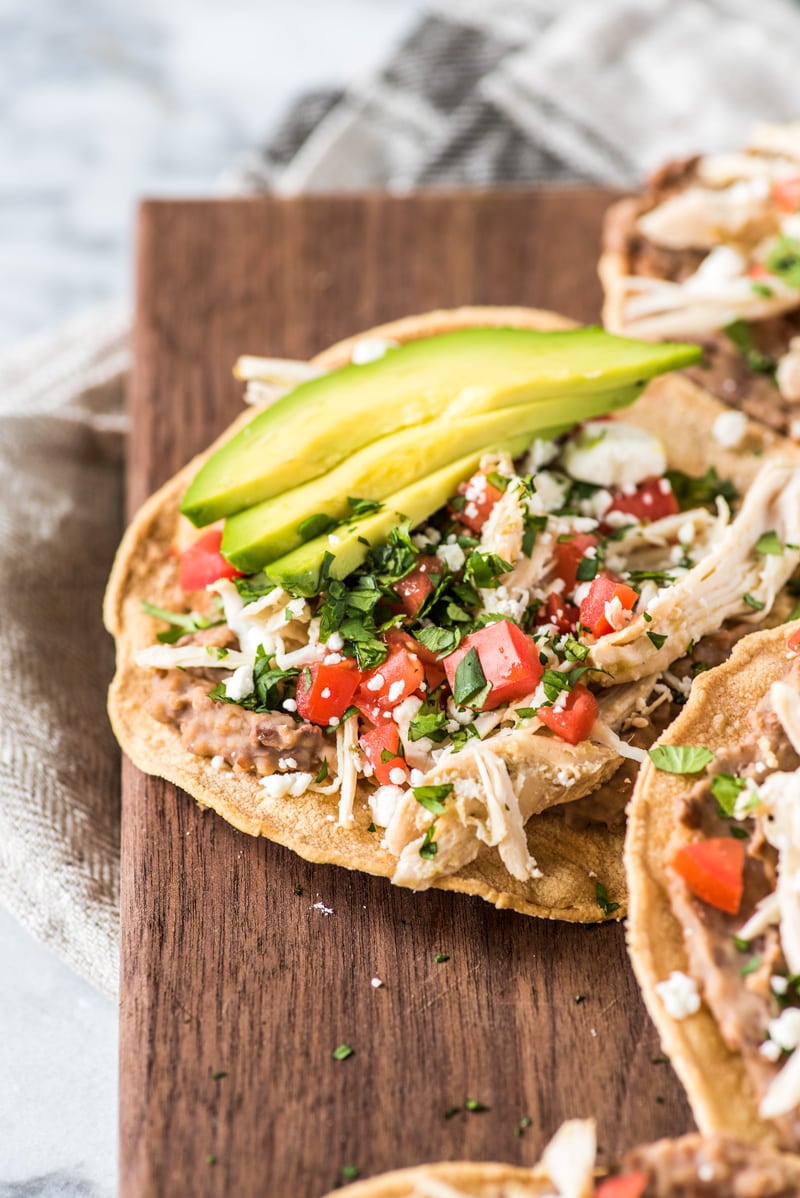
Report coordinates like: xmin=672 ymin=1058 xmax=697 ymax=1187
xmin=104 ymin=305 xmax=788 ymax=922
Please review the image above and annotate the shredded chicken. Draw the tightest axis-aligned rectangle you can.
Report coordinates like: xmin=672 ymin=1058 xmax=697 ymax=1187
xmin=637 ymin=180 xmax=776 ymax=251
xmin=336 ymin=715 xmax=360 ymax=828
xmin=590 ymin=460 xmax=800 ymax=684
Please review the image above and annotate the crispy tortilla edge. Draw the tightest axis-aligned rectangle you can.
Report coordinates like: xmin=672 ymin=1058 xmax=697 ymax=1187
xmin=625 ymin=619 xmax=800 ymax=1148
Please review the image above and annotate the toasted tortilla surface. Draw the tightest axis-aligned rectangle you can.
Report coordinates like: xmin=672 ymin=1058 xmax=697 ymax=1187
xmin=105 ymin=305 xmax=788 ymax=923
xmin=626 ymin=620 xmax=800 ymax=1147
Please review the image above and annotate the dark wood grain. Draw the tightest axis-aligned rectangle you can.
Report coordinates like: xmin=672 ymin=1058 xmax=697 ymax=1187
xmin=122 ymin=189 xmax=693 ymax=1198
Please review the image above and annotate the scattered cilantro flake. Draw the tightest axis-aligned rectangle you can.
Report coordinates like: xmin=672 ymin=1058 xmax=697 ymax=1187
xmin=756 ymin=530 xmax=783 ymax=556
xmin=340 ymin=1165 xmax=360 ymax=1183
xmin=514 ymin=1115 xmax=532 ymax=1137
xmin=435 ymin=953 xmax=450 ymax=963
xmin=416 ymin=625 xmax=462 ymax=659
xmin=595 ymin=882 xmax=620 ymax=917
xmin=765 ymin=235 xmax=800 ymax=290
xmin=666 ymin=467 xmax=737 ymax=512
xmin=576 ymin=554 xmax=599 ymax=582
xmin=347 ymin=496 xmax=382 ymax=519
xmin=486 ymin=471 xmax=510 ymax=492
xmin=465 ymin=1099 xmax=490 ymax=1113
xmin=574 ymin=994 xmax=586 ymax=1004
xmin=332 ymin=1044 xmax=354 ymax=1061
xmin=211 ymin=1070 xmax=227 ymax=1081
xmin=752 ymin=281 xmax=774 ymax=298
xmin=419 ymin=825 xmax=438 ymax=860
xmin=743 ymin=592 xmax=765 ymax=611
xmin=515 ymin=707 xmax=537 ymax=720
xmin=642 ymin=611 xmax=652 ymax=623
xmin=646 ymin=631 xmax=668 ymax=650
xmin=140 ymin=601 xmax=217 ymax=644
xmin=652 ymin=1055 xmax=669 ymax=1065
xmin=730 ymin=826 xmax=749 ymax=840
xmin=563 ymin=636 xmax=589 ymax=662
xmin=732 ymin=935 xmax=750 ymax=952
xmin=315 ymin=760 xmax=329 ymax=784
xmin=294 ymin=884 xmax=303 ymax=896
xmin=298 ymin=512 xmax=337 ymax=541
xmin=740 ymin=955 xmax=762 ymax=977
xmin=450 ymin=723 xmax=479 ymax=752
xmin=443 ymin=1106 xmax=461 ymax=1120
xmin=711 ymin=772 xmax=746 ymax=817
xmin=648 ymin=744 xmax=714 ymax=774
xmin=206 ymin=1154 xmax=217 ymax=1166
xmin=380 ymin=748 xmax=396 ymax=764
xmin=367 ymin=822 xmax=376 ymax=833
xmin=408 ymin=705 xmax=449 ymax=743
xmin=414 ymin=784 xmax=453 ymax=815
xmin=464 ymin=550 xmax=513 ymax=589
xmin=453 ymin=647 xmax=490 ymax=707
xmin=723 ymin=319 xmax=776 ymax=376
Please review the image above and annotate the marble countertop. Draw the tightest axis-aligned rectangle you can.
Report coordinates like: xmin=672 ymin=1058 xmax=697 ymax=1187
xmin=0 ymin=2 xmax=423 ymax=1194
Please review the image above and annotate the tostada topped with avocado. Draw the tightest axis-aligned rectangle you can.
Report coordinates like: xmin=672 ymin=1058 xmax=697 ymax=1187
xmin=104 ymin=306 xmax=800 ymax=920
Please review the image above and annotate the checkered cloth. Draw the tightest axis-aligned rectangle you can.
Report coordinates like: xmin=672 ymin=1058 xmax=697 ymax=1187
xmin=4 ymin=0 xmax=799 ymax=995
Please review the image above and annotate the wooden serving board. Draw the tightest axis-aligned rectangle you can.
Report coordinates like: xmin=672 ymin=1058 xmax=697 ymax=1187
xmin=122 ymin=189 xmax=693 ymax=1198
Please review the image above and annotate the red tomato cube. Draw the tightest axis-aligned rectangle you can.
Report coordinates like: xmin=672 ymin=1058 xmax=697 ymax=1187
xmin=392 ymin=556 xmax=442 ymax=618
xmin=672 ymin=837 xmax=745 ymax=915
xmin=594 ymin=1172 xmax=648 ymax=1198
xmin=536 ymin=591 xmax=579 ymax=635
xmin=355 ymin=646 xmax=426 ymax=723
xmin=579 ymin=576 xmax=638 ymax=638
xmin=384 ymin=629 xmax=446 ymax=690
xmin=179 ymin=529 xmax=243 ymax=591
xmin=452 ymin=473 xmax=505 ymax=533
xmin=443 ymin=619 xmax=542 ymax=711
xmin=295 ymin=659 xmax=361 ymax=726
xmin=606 ymin=477 xmax=678 ymax=523
xmin=554 ymin=533 xmax=599 ymax=594
xmin=359 ymin=723 xmax=409 ymax=786
xmin=537 ymin=684 xmax=598 ymax=745
xmin=774 ymin=175 xmax=800 ymax=214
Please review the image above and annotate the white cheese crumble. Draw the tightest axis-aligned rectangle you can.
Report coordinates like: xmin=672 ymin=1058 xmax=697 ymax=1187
xmin=326 ymin=631 xmax=344 ymax=651
xmin=772 ymin=975 xmax=790 ymax=996
xmin=387 ymin=680 xmax=405 ymax=703
xmin=560 ymin=421 xmax=666 ymax=489
xmin=320 ymin=687 xmax=331 ymax=699
xmin=323 ymin=652 xmax=342 ymax=665
xmin=389 ymin=766 xmax=407 ymax=785
xmin=278 ymin=757 xmax=298 ymax=771
xmin=210 ymin=755 xmax=226 ymax=771
xmin=371 ymin=977 xmax=383 ymax=989
xmin=655 ymin=970 xmax=701 ymax=1020
xmin=312 ymin=900 xmax=334 ymax=915
xmin=369 ymin=784 xmax=406 ymax=828
xmin=327 ymin=533 xmax=340 ymax=546
xmin=436 ymin=541 xmax=466 ymax=572
xmin=712 ymin=408 xmax=749 ymax=449
xmin=366 ymin=672 xmax=385 ymax=692
xmin=224 ymin=664 xmax=254 ymax=702
xmin=768 ymin=1008 xmax=800 ymax=1052
xmin=350 ymin=336 xmax=399 ymax=365
xmin=259 ymin=771 xmax=314 ymax=799
xmin=761 ymin=1039 xmax=784 ymax=1063
xmin=282 ymin=698 xmax=297 ymax=713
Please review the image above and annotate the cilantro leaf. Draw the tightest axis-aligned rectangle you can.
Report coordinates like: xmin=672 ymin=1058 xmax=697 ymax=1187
xmin=648 ymin=744 xmax=715 ymax=774
xmin=756 ymin=530 xmax=783 ymax=556
xmin=298 ymin=512 xmax=337 ymax=541
xmin=415 ymin=625 xmax=462 ymax=659
xmin=464 ymin=550 xmax=513 ymax=589
xmin=596 ymin=881 xmax=620 ymax=917
xmin=743 ymin=592 xmax=765 ymax=612
xmin=419 ymin=825 xmax=438 ymax=859
xmin=646 ymin=631 xmax=668 ymax=650
xmin=140 ymin=601 xmax=218 ymax=644
xmin=765 ymin=236 xmax=800 ymax=290
xmin=723 ymin=319 xmax=776 ymax=376
xmin=453 ymin=647 xmax=490 ymax=707
xmin=413 ymin=783 xmax=453 ymax=814
xmin=347 ymin=496 xmax=382 ymax=519
xmin=711 ymin=772 xmax=745 ymax=818
xmin=332 ymin=1044 xmax=354 ymax=1061
xmin=665 ymin=467 xmax=738 ymax=512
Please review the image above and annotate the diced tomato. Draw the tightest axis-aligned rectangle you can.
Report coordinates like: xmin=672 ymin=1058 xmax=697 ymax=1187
xmin=606 ymin=476 xmax=678 ymax=523
xmin=453 ymin=472 xmax=505 ymax=533
xmin=579 ymin=576 xmax=638 ymax=638
xmin=295 ymin=659 xmax=361 ymax=726
xmin=355 ymin=645 xmax=426 ymax=723
xmin=384 ymin=628 xmax=446 ymax=690
xmin=359 ymin=723 xmax=409 ymax=786
xmin=554 ymin=533 xmax=600 ymax=594
xmin=774 ymin=175 xmax=800 ymax=214
xmin=747 ymin=261 xmax=770 ymax=280
xmin=179 ymin=529 xmax=243 ymax=591
xmin=536 ymin=591 xmax=579 ymax=635
xmin=537 ymin=684 xmax=598 ymax=745
xmin=594 ymin=1172 xmax=648 ymax=1198
xmin=392 ymin=556 xmax=442 ymax=618
xmin=443 ymin=619 xmax=542 ymax=711
xmin=672 ymin=837 xmax=745 ymax=916
xmin=788 ymin=628 xmax=800 ymax=655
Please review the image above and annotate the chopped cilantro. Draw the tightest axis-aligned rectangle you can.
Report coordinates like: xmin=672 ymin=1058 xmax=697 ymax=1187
xmin=367 ymin=822 xmax=376 ymax=833
xmin=522 ymin=513 xmax=547 ymax=557
xmin=563 ymin=636 xmax=590 ymax=662
xmin=627 ymin=569 xmax=675 ymax=586
xmin=435 ymin=952 xmax=450 ymax=963
xmin=340 ymin=1165 xmax=360 ymax=1182
xmin=140 ymin=601 xmax=219 ymax=644
xmin=665 ymin=466 xmax=738 ymax=512
xmin=732 ymin=935 xmax=750 ymax=952
xmin=740 ymin=955 xmax=762 ymax=977
xmin=646 ymin=631 xmax=668 ymax=650
xmin=413 ymin=784 xmax=453 ymax=815
xmin=486 ymin=471 xmax=510 ymax=492
xmin=730 ymin=826 xmax=749 ymax=840
xmin=419 ymin=825 xmax=438 ymax=860
xmin=765 ymin=235 xmax=800 ymax=289
xmin=465 ymin=1099 xmax=490 ymax=1113
xmin=314 ymin=760 xmax=329 ymax=784
xmin=723 ymin=319 xmax=776 ymax=376
xmin=595 ymin=882 xmax=620 ymax=917
xmin=464 ymin=550 xmax=513 ymax=589
xmin=756 ymin=530 xmax=783 ymax=556
xmin=651 ymin=1055 xmax=669 ymax=1065
xmin=574 ymin=994 xmax=586 ymax=1004
xmin=298 ymin=512 xmax=337 ymax=541
xmin=416 ymin=625 xmax=462 ymax=659
xmin=711 ymin=772 xmax=745 ymax=818
xmin=743 ymin=592 xmax=765 ymax=611
xmin=648 ymin=744 xmax=714 ymax=774
xmin=408 ymin=705 xmax=448 ymax=743
xmin=209 ymin=648 xmax=298 ymax=713
xmin=751 ymin=281 xmax=774 ymax=298
xmin=347 ymin=496 xmax=382 ymax=519
xmin=514 ymin=1116 xmax=532 ymax=1137
xmin=642 ymin=611 xmax=652 ymax=623
xmin=294 ymin=884 xmax=303 ymax=896
xmin=515 ymin=708 xmax=537 ymax=720
xmin=332 ymin=1044 xmax=354 ymax=1061
xmin=450 ymin=723 xmax=479 ymax=752
xmin=541 ymin=665 xmax=593 ymax=705
xmin=453 ymin=647 xmax=490 ymax=708
xmin=211 ymin=1070 xmax=227 ymax=1081
xmin=576 ymin=554 xmax=599 ymax=582
xmin=443 ymin=1106 xmax=461 ymax=1119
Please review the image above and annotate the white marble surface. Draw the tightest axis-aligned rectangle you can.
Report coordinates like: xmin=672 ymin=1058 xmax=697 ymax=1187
xmin=0 ymin=2 xmax=424 ymax=1193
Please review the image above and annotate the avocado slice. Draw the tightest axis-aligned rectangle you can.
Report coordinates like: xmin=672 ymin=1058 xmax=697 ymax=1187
xmin=222 ymin=383 xmax=645 ymax=573
xmin=264 ymin=449 xmax=517 ymax=596
xmin=181 ymin=327 xmax=701 ymax=526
